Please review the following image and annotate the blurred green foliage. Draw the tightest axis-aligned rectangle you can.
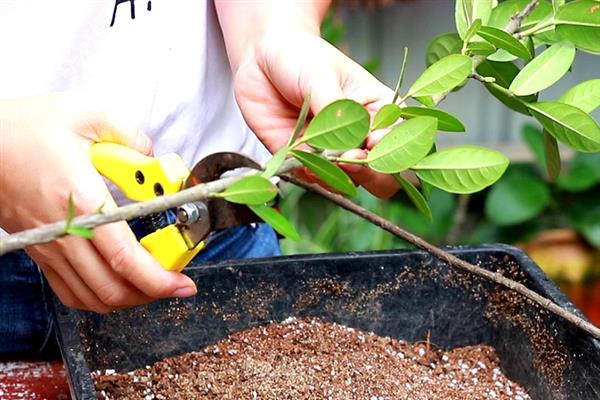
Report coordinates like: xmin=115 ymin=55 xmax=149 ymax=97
xmin=280 ymin=123 xmax=600 ymax=255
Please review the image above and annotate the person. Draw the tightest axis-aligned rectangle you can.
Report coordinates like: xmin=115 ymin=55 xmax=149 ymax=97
xmin=0 ymin=1 xmax=397 ymax=357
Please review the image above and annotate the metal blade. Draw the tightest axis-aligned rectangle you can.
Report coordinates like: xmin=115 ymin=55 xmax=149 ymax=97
xmin=177 ymin=152 xmax=263 ymax=247
xmin=185 ymin=152 xmax=261 ymax=187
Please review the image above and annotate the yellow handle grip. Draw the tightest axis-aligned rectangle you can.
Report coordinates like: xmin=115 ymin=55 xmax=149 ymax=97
xmin=140 ymin=226 xmax=205 ymax=272
xmin=91 ymin=142 xmax=189 ymax=201
xmin=91 ymin=142 xmax=201 ymax=271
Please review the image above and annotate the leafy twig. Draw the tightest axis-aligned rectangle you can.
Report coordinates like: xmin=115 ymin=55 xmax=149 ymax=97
xmin=281 ymin=173 xmax=600 ymax=341
xmin=0 ymin=158 xmax=303 ymax=255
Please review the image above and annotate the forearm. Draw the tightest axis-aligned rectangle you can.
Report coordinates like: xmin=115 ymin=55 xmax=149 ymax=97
xmin=215 ymin=0 xmax=330 ymax=73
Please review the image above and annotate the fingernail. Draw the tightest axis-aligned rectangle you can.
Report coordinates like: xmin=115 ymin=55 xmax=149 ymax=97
xmin=172 ymin=286 xmax=197 ymax=298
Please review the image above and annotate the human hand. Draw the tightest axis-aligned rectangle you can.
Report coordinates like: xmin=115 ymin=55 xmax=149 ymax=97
xmin=0 ymin=94 xmax=197 ymax=313
xmin=233 ymin=30 xmax=399 ymax=198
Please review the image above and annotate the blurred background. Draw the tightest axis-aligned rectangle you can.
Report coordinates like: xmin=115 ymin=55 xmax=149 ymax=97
xmin=279 ymin=0 xmax=600 ymax=325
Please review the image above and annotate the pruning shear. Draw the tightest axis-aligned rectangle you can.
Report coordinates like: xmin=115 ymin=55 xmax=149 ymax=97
xmin=91 ymin=142 xmax=262 ymax=272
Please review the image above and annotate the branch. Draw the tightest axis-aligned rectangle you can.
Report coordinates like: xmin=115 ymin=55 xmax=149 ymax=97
xmin=281 ymin=174 xmax=600 ymax=341
xmin=0 ymin=158 xmax=303 ymax=255
xmin=506 ymin=0 xmax=540 ymax=35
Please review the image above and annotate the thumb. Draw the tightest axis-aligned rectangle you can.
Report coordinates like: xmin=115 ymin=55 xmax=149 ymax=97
xmin=92 ymin=117 xmax=153 ymax=156
xmin=73 ymin=97 xmax=153 ymax=156
xmin=303 ymin=68 xmax=345 ymax=115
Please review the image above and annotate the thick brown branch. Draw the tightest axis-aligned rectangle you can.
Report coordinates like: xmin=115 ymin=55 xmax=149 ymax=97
xmin=506 ymin=0 xmax=540 ymax=35
xmin=282 ymin=174 xmax=600 ymax=341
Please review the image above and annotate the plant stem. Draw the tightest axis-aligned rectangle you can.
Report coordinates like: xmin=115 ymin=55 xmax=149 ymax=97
xmin=282 ymin=173 xmax=600 ymax=341
xmin=506 ymin=0 xmax=541 ymax=35
xmin=486 ymin=80 xmax=529 ymax=107
xmin=472 ymin=74 xmax=529 ymax=107
xmin=517 ymin=18 xmax=555 ymax=39
xmin=333 ymin=157 xmax=369 ymax=165
xmin=0 ymin=157 xmax=304 ymax=255
xmin=392 ymin=47 xmax=409 ymax=104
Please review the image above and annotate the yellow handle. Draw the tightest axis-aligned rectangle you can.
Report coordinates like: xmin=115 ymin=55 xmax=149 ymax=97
xmin=91 ymin=142 xmax=201 ymax=271
xmin=140 ymin=226 xmax=205 ymax=272
xmin=91 ymin=142 xmax=189 ymax=201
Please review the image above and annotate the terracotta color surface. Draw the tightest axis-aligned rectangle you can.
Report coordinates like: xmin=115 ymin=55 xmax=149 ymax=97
xmin=0 ymin=361 xmax=70 ymax=400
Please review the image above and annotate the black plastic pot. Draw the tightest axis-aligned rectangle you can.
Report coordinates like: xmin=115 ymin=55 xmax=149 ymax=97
xmin=52 ymin=244 xmax=600 ymax=400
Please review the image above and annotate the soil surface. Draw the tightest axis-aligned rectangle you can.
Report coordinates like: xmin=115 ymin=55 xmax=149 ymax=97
xmin=93 ymin=317 xmax=531 ymax=400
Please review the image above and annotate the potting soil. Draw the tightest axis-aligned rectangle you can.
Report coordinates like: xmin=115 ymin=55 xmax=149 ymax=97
xmin=93 ymin=317 xmax=531 ymax=400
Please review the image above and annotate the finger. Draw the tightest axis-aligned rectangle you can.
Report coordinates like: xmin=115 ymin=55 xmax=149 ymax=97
xmin=365 ymin=129 xmax=389 ymax=150
xmin=339 ymin=149 xmax=400 ymax=199
xmin=92 ymin=219 xmax=198 ymax=299
xmin=60 ymin=235 xmax=154 ymax=308
xmin=37 ymin=263 xmax=89 ymax=311
xmin=33 ymin=244 xmax=111 ymax=313
xmin=302 ymin=68 xmax=345 ymax=115
xmin=66 ymin=164 xmax=197 ymax=300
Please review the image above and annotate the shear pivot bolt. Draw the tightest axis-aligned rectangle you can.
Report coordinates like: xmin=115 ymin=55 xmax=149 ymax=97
xmin=177 ymin=202 xmax=207 ymax=225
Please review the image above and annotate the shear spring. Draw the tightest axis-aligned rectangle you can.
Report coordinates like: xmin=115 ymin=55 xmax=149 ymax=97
xmin=142 ymin=212 xmax=168 ymax=232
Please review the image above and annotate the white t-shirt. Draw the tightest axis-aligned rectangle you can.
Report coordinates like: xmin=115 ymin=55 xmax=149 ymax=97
xmin=0 ymin=0 xmax=270 ymax=203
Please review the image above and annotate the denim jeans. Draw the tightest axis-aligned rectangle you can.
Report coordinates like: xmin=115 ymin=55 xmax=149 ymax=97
xmin=0 ymin=221 xmax=280 ymax=358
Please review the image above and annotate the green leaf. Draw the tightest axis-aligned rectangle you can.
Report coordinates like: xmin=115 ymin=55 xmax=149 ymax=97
xmin=456 ymin=0 xmax=493 ymax=39
xmin=509 ymin=41 xmax=576 ymax=96
xmin=248 ymin=204 xmax=301 ymax=241
xmin=553 ymin=0 xmax=565 ymax=14
xmin=290 ymin=150 xmax=357 ymax=196
xmin=420 ymin=177 xmax=434 ymax=200
xmin=476 ymin=60 xmax=536 ymax=115
xmin=65 ymin=193 xmax=75 ymax=229
xmin=486 ymin=49 xmax=519 ymax=62
xmin=394 ymin=174 xmax=433 ymax=220
xmin=580 ymin=212 xmax=600 ymax=248
xmin=555 ymin=0 xmax=600 ymax=54
xmin=399 ymin=106 xmax=465 ymax=132
xmin=466 ymin=41 xmax=497 ymax=56
xmin=288 ymin=95 xmax=312 ymax=147
xmin=464 ymin=18 xmax=483 ymax=44
xmin=262 ymin=146 xmax=288 ymax=178
xmin=425 ymin=32 xmax=462 ymax=67
xmin=321 ymin=10 xmax=346 ymax=45
xmin=488 ymin=0 xmax=553 ymax=31
xmin=414 ymin=96 xmax=436 ymax=107
xmin=558 ymin=79 xmax=600 ymax=113
xmin=367 ymin=116 xmax=438 ymax=173
xmin=301 ymin=99 xmax=370 ymax=151
xmin=372 ymin=104 xmax=403 ymax=130
xmin=568 ymin=199 xmax=600 ymax=247
xmin=580 ymin=216 xmax=600 ymax=247
xmin=66 ymin=225 xmax=95 ymax=239
xmin=526 ymin=35 xmax=536 ymax=58
xmin=527 ymin=101 xmax=600 ymax=152
xmin=485 ymin=173 xmax=551 ymax=225
xmin=477 ymin=25 xmax=532 ymax=59
xmin=363 ymin=58 xmax=381 ymax=75
xmin=420 ymin=144 xmax=437 ymax=200
xmin=218 ymin=176 xmax=278 ymax=205
xmin=544 ymin=131 xmax=561 ymax=182
xmin=411 ymin=145 xmax=509 ymax=194
xmin=557 ymin=152 xmax=600 ymax=192
xmin=408 ymin=54 xmax=473 ymax=97
xmin=521 ymin=123 xmax=547 ymax=171
xmin=533 ymin=28 xmax=563 ymax=45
